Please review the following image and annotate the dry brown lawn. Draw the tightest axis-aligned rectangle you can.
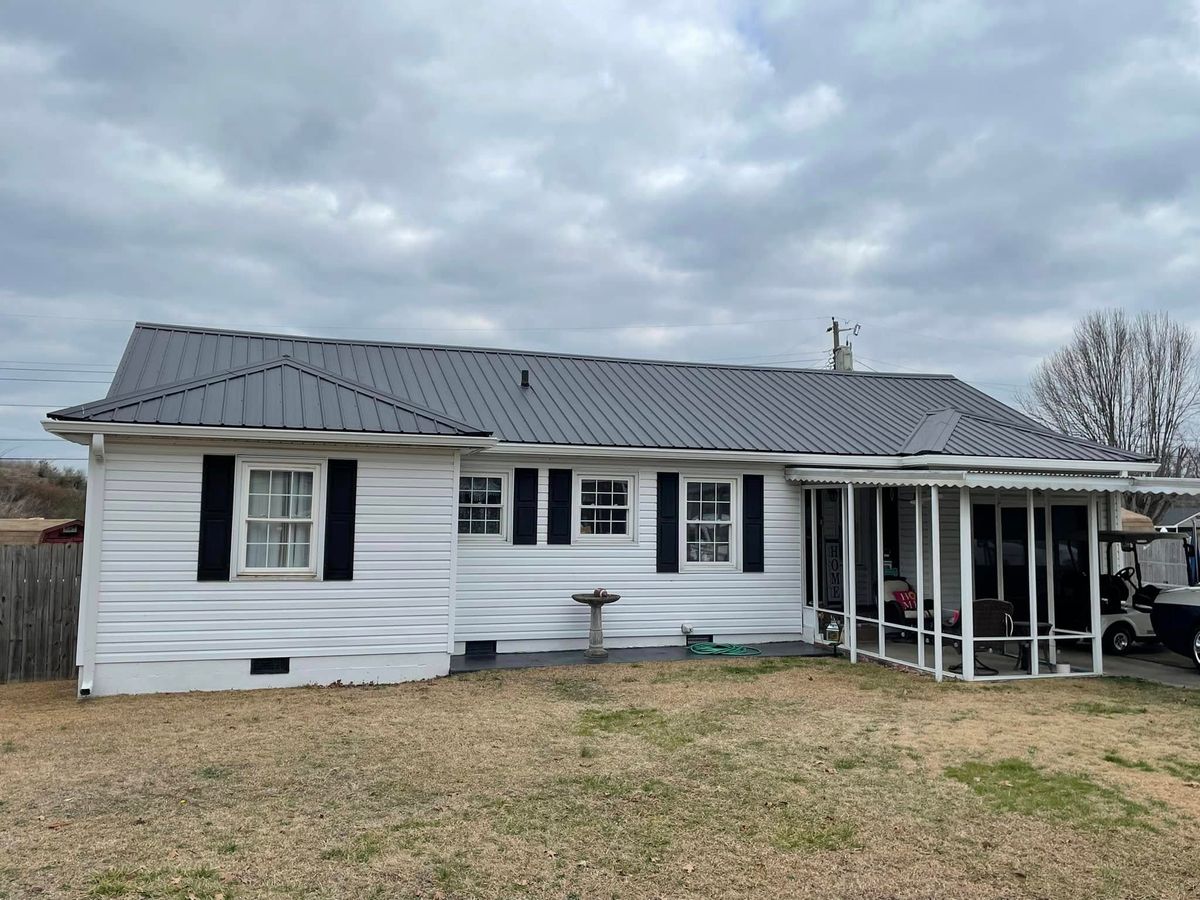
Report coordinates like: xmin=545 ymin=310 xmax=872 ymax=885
xmin=2 ymin=657 xmax=1200 ymax=899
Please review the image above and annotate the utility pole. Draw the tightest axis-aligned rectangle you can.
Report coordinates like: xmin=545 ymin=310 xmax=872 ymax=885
xmin=827 ymin=317 xmax=857 ymax=371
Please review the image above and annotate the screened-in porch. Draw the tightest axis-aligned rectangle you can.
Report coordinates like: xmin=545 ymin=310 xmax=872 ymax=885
xmin=788 ymin=469 xmax=1193 ymax=681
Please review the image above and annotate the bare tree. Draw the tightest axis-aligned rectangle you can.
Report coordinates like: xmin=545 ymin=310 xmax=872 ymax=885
xmin=1023 ymin=310 xmax=1200 ymax=519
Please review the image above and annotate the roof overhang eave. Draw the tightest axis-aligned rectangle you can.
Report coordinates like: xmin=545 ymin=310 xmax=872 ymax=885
xmin=42 ymin=420 xmax=499 ymax=451
xmin=785 ymin=467 xmax=1200 ymax=497
xmin=779 ymin=451 xmax=1157 ymax=475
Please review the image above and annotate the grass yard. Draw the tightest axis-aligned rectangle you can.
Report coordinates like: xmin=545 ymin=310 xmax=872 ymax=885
xmin=3 ymin=658 xmax=1200 ymax=899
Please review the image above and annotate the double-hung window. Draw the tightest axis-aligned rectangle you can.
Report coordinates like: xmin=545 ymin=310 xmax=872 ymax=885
xmin=238 ymin=462 xmax=321 ymax=575
xmin=577 ymin=476 xmax=634 ymax=539
xmin=458 ymin=475 xmax=506 ymax=536
xmin=683 ymin=478 xmax=737 ymax=565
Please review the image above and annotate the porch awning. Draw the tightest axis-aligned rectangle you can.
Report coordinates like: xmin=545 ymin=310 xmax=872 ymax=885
xmin=783 ymin=468 xmax=1200 ymax=496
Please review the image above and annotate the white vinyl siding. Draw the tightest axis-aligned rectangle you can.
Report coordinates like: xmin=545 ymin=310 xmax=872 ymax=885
xmin=93 ymin=440 xmax=457 ymax=663
xmin=455 ymin=455 xmax=804 ymax=646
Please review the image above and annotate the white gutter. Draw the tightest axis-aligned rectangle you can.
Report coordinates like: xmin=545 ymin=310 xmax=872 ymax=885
xmin=76 ymin=434 xmax=106 ymax=697
xmin=42 ymin=422 xmax=1152 ymax=474
xmin=43 ymin=420 xmax=498 ymax=450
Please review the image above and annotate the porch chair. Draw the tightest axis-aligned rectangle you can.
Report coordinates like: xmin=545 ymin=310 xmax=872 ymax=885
xmin=948 ymin=598 xmax=1014 ymax=677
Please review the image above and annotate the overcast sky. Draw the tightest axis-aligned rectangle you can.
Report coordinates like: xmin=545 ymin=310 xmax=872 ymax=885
xmin=2 ymin=1 xmax=1199 ymax=465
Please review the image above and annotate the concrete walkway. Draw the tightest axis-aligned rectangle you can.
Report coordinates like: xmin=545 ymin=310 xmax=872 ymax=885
xmin=448 ymin=637 xmax=1198 ymax=689
xmin=1054 ymin=643 xmax=1200 ymax=688
xmin=450 ymin=640 xmax=830 ymax=674
xmin=1104 ymin=645 xmax=1198 ymax=689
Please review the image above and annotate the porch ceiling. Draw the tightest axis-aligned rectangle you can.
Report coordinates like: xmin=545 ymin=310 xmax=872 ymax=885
xmin=784 ymin=468 xmax=1200 ymax=496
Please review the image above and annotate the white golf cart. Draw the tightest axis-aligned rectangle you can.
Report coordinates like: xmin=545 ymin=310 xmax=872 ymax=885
xmin=1097 ymin=526 xmax=1187 ymax=654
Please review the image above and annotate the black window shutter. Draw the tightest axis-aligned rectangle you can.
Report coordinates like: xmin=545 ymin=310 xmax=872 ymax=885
xmin=743 ymin=474 xmax=765 ymax=573
xmin=197 ymin=455 xmax=235 ymax=581
xmin=656 ymin=472 xmax=679 ymax=573
xmin=323 ymin=459 xmax=358 ymax=580
xmin=513 ymin=467 xmax=538 ymax=545
xmin=547 ymin=468 xmax=572 ymax=545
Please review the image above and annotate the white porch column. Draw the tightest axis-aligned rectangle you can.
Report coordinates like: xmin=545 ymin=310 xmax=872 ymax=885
xmin=994 ymin=502 xmax=1005 ymax=603
xmin=876 ymin=487 xmax=885 ymax=654
xmin=931 ymin=485 xmax=943 ymax=682
xmin=959 ymin=486 xmax=975 ymax=680
xmin=845 ymin=484 xmax=857 ymax=662
xmin=808 ymin=490 xmax=819 ymax=613
xmin=915 ymin=487 xmax=926 ymax=670
xmin=1044 ymin=496 xmax=1057 ymax=665
xmin=1026 ymin=489 xmax=1039 ymax=676
xmin=1088 ymin=494 xmax=1103 ymax=674
xmin=798 ymin=488 xmax=807 ymax=628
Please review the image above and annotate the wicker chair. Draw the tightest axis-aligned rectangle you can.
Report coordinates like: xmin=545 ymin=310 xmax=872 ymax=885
xmin=948 ymin=598 xmax=1014 ymax=676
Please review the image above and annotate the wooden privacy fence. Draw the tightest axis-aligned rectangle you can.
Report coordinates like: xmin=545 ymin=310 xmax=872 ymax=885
xmin=0 ymin=542 xmax=82 ymax=683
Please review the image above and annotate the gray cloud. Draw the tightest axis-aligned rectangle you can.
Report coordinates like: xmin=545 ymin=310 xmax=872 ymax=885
xmin=1 ymin=0 xmax=1198 ymax=463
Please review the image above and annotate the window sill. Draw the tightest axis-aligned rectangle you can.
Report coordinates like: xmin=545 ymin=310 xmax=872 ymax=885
xmin=233 ymin=572 xmax=321 ymax=581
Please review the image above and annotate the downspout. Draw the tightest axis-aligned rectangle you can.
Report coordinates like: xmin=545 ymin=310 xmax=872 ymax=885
xmin=76 ymin=434 xmax=106 ymax=697
xmin=446 ymin=450 xmax=461 ymax=656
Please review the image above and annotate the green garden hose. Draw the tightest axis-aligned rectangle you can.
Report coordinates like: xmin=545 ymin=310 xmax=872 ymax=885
xmin=686 ymin=641 xmax=761 ymax=657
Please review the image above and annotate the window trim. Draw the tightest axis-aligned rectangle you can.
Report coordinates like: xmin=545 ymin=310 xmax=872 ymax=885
xmin=232 ymin=458 xmax=326 ymax=579
xmin=457 ymin=471 xmax=510 ymax=541
xmin=573 ymin=473 xmax=637 ymax=543
xmin=678 ymin=475 xmax=740 ymax=571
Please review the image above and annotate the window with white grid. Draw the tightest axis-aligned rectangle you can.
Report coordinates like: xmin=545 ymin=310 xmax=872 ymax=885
xmin=238 ymin=464 xmax=320 ymax=574
xmin=578 ymin=477 xmax=632 ymax=538
xmin=458 ymin=475 xmax=506 ymax=536
xmin=684 ymin=479 xmax=736 ymax=565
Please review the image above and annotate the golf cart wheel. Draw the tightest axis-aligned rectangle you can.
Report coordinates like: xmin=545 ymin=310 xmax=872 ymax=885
xmin=1192 ymin=627 xmax=1200 ymax=673
xmin=1103 ymin=623 xmax=1136 ymax=656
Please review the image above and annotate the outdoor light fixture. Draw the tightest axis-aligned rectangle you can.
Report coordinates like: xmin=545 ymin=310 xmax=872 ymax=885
xmin=824 ymin=617 xmax=843 ymax=647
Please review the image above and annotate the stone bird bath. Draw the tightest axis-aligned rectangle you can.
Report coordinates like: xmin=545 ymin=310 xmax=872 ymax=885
xmin=572 ymin=590 xmax=621 ymax=659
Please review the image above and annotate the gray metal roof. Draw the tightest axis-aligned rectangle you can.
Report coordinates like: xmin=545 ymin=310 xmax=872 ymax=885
xmin=50 ymin=356 xmax=490 ymax=436
xmin=49 ymin=322 xmax=1152 ymax=463
xmin=899 ymin=409 xmax=1140 ymax=462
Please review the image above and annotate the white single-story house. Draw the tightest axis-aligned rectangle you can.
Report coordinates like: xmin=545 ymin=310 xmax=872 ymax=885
xmin=44 ymin=322 xmax=1200 ymax=696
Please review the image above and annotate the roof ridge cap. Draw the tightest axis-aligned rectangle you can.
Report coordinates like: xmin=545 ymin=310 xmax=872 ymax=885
xmin=128 ymin=322 xmax=957 ymax=380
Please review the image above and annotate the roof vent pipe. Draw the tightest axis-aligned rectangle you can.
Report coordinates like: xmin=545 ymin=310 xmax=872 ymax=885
xmin=520 ymin=369 xmax=530 ymax=389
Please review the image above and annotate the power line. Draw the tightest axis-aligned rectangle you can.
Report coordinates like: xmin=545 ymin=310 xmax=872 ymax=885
xmin=0 ymin=377 xmax=111 ymax=383
xmin=0 ymin=360 xmax=117 ymax=368
xmin=0 ymin=366 xmax=115 ymax=374
xmin=0 ymin=458 xmax=87 ymax=465
xmin=0 ymin=310 xmax=836 ymax=334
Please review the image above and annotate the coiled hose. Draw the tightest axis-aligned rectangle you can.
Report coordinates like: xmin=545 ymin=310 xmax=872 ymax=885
xmin=686 ymin=641 xmax=761 ymax=657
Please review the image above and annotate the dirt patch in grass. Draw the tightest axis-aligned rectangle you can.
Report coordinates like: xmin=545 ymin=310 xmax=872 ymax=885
xmin=3 ymin=659 xmax=1200 ymax=899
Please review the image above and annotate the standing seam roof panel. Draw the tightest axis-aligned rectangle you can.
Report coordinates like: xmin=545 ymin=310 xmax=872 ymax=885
xmin=84 ymin=324 xmax=1150 ymax=461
